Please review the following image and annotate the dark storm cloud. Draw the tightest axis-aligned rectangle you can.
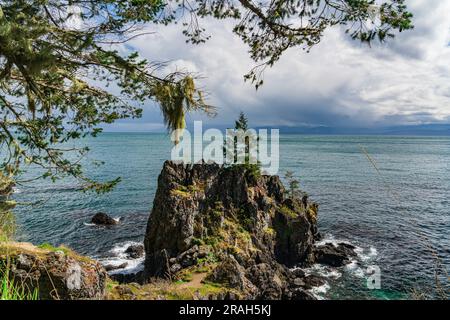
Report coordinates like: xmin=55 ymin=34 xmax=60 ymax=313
xmin=104 ymin=0 xmax=450 ymax=132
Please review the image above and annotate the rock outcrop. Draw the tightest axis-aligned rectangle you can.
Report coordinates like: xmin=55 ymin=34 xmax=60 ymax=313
xmin=314 ymin=242 xmax=357 ymax=267
xmin=142 ymin=161 xmax=328 ymax=299
xmin=91 ymin=212 xmax=117 ymax=226
xmin=0 ymin=242 xmax=107 ymax=300
xmin=125 ymin=244 xmax=144 ymax=259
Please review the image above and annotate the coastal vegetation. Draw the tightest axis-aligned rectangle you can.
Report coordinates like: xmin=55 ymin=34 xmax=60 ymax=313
xmin=284 ymin=171 xmax=300 ymax=198
xmin=0 ymin=0 xmax=425 ymax=301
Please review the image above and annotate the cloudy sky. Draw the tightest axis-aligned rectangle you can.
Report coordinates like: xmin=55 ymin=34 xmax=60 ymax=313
xmin=104 ymin=0 xmax=450 ymax=132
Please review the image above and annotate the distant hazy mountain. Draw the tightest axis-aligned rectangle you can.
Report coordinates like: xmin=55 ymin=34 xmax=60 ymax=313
xmin=256 ymin=124 xmax=450 ymax=136
xmin=106 ymin=123 xmax=450 ymax=136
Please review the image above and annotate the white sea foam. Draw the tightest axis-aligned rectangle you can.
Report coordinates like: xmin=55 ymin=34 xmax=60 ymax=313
xmin=97 ymin=241 xmax=145 ymax=275
xmin=308 ymin=283 xmax=331 ymax=300
xmin=351 ymin=241 xmax=378 ymax=263
xmin=83 ymin=222 xmax=97 ymax=227
xmin=316 ymin=234 xmax=360 ymax=250
xmin=83 ymin=216 xmax=122 ymax=227
xmin=369 ymin=246 xmax=378 ymax=257
xmin=315 ymin=233 xmax=338 ymax=247
xmin=342 ymin=245 xmax=378 ymax=278
xmin=302 ymin=264 xmax=342 ymax=280
xmin=316 ymin=234 xmax=378 ymax=263
xmin=345 ymin=260 xmax=365 ymax=278
xmin=300 ymin=234 xmax=380 ymax=297
xmin=109 ymin=241 xmax=140 ymax=256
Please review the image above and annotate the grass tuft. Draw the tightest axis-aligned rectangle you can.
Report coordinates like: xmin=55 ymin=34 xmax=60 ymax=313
xmin=0 ymin=265 xmax=38 ymax=300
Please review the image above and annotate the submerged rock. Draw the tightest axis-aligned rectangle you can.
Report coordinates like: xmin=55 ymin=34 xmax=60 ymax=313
xmin=142 ymin=161 xmax=333 ymax=299
xmin=0 ymin=242 xmax=106 ymax=300
xmin=125 ymin=244 xmax=144 ymax=259
xmin=104 ymin=262 xmax=128 ymax=272
xmin=303 ymin=274 xmax=327 ymax=289
xmin=91 ymin=212 xmax=117 ymax=226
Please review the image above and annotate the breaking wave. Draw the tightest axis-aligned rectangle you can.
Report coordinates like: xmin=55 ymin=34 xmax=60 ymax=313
xmin=301 ymin=234 xmax=379 ymax=299
xmin=96 ymin=241 xmax=145 ymax=275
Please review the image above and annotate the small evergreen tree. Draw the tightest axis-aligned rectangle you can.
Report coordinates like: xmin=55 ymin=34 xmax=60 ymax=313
xmin=235 ymin=112 xmax=249 ymax=131
xmin=285 ymin=171 xmax=300 ymax=198
xmin=223 ymin=112 xmax=260 ymax=177
xmin=233 ymin=112 xmax=254 ymax=165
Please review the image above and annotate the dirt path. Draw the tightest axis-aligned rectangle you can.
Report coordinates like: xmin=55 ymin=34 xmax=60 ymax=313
xmin=177 ymin=272 xmax=207 ymax=289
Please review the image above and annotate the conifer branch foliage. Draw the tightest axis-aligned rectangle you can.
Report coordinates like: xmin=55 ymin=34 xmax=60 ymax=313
xmin=0 ymin=0 xmax=412 ymax=192
xmin=173 ymin=0 xmax=413 ymax=88
xmin=0 ymin=0 xmax=213 ymax=192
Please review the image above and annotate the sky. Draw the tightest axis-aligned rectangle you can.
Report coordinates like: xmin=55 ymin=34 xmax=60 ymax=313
xmin=103 ymin=0 xmax=450 ymax=132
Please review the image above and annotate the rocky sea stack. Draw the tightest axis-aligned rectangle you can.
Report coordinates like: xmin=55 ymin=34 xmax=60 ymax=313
xmin=142 ymin=160 xmax=334 ymax=299
xmin=0 ymin=161 xmax=357 ymax=300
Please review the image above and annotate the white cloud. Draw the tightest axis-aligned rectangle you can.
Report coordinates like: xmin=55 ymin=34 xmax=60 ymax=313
xmin=114 ymin=0 xmax=450 ymax=129
xmin=64 ymin=5 xmax=82 ymax=30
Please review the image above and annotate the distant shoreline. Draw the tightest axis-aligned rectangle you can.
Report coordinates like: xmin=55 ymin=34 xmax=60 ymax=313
xmin=99 ymin=131 xmax=450 ymax=137
xmin=99 ymin=123 xmax=450 ymax=136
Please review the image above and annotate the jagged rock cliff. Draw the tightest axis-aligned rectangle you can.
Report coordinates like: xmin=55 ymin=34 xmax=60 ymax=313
xmin=143 ymin=161 xmax=322 ymax=299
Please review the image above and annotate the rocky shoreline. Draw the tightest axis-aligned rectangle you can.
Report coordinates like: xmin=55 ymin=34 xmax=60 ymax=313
xmin=115 ymin=161 xmax=357 ymax=299
xmin=0 ymin=161 xmax=357 ymax=300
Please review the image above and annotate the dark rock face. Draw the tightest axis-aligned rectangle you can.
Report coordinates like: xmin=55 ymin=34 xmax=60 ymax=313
xmin=289 ymin=288 xmax=317 ymax=300
xmin=91 ymin=212 xmax=117 ymax=226
xmin=314 ymin=242 xmax=357 ymax=267
xmin=142 ymin=161 xmax=349 ymax=299
xmin=144 ymin=162 xmax=222 ymax=267
xmin=273 ymin=200 xmax=315 ymax=266
xmin=0 ymin=244 xmax=106 ymax=300
xmin=205 ymin=255 xmax=257 ymax=294
xmin=110 ymin=271 xmax=144 ymax=284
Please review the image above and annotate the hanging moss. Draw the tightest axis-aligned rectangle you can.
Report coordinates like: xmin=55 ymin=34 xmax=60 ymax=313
xmin=152 ymin=76 xmax=215 ymax=144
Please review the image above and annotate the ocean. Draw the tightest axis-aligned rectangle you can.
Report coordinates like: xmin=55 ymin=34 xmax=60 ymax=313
xmin=11 ymin=133 xmax=450 ymax=299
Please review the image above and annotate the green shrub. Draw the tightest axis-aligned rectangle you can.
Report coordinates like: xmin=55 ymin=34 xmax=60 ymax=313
xmin=37 ymin=243 xmax=70 ymax=255
xmin=279 ymin=206 xmax=298 ymax=219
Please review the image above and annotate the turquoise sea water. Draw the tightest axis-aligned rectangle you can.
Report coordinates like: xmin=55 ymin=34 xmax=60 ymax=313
xmin=12 ymin=133 xmax=450 ymax=299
